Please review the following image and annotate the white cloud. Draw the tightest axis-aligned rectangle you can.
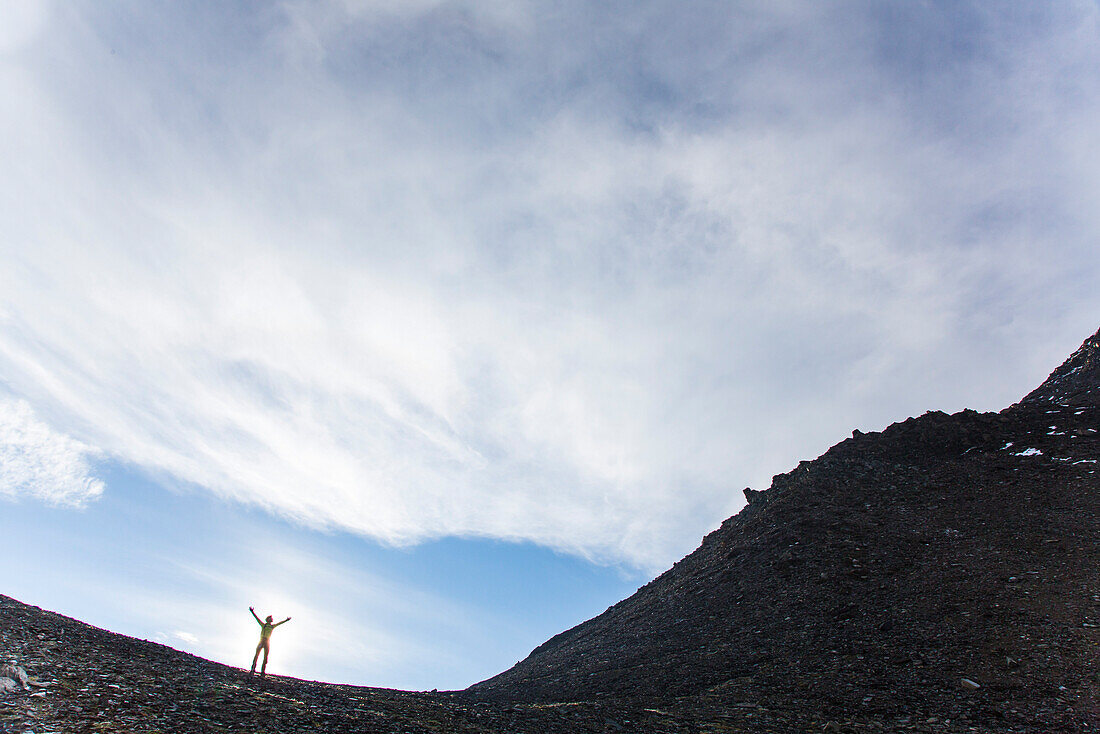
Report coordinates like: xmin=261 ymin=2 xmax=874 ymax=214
xmin=0 ymin=398 xmax=105 ymax=506
xmin=1 ymin=2 xmax=1099 ymax=570
xmin=171 ymin=630 xmax=199 ymax=645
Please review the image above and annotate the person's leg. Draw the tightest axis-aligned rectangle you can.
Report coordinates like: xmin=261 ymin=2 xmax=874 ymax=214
xmin=251 ymin=642 xmax=263 ymax=674
xmin=260 ymin=641 xmax=270 ymax=677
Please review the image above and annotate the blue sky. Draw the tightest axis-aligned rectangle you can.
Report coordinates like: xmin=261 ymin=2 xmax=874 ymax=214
xmin=0 ymin=459 xmax=641 ymax=688
xmin=2 ymin=1 xmax=1099 ymax=689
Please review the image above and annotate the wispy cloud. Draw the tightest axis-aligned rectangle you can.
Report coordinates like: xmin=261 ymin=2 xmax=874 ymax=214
xmin=0 ymin=398 xmax=105 ymax=506
xmin=1 ymin=1 xmax=1098 ymax=570
xmin=169 ymin=630 xmax=199 ymax=645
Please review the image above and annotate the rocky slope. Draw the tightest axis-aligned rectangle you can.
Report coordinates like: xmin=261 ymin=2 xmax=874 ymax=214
xmin=469 ymin=327 xmax=1100 ymax=732
xmin=3 ymin=327 xmax=1098 ymax=733
xmin=1 ymin=594 xmax=724 ymax=734
xmin=1023 ymin=328 xmax=1100 ymax=407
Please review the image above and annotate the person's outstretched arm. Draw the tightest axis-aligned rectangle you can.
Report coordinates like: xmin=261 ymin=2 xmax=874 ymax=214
xmin=249 ymin=606 xmax=262 ymax=624
xmin=275 ymin=616 xmax=291 ymax=626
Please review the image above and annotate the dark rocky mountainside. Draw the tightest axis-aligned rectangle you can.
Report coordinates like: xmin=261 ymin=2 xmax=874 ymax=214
xmin=469 ymin=327 xmax=1100 ymax=731
xmin=3 ymin=327 xmax=1099 ymax=733
xmin=1023 ymin=328 xmax=1100 ymax=407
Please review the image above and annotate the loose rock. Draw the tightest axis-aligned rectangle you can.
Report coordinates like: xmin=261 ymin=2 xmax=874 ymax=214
xmin=0 ymin=664 xmax=28 ymax=689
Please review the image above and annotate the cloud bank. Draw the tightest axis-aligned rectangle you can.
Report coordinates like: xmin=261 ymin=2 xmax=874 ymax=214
xmin=1 ymin=1 xmax=1099 ymax=569
xmin=0 ymin=398 xmax=105 ymax=506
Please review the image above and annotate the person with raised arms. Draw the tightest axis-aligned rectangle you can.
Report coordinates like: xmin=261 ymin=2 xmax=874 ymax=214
xmin=249 ymin=606 xmax=290 ymax=678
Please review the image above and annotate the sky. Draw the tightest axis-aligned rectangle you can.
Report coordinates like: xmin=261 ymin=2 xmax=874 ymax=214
xmin=1 ymin=0 xmax=1099 ymax=690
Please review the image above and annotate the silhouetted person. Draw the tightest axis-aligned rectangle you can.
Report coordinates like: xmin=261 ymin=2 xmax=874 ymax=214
xmin=249 ymin=606 xmax=290 ymax=678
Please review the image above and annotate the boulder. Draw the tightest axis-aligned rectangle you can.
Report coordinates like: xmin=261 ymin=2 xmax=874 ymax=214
xmin=0 ymin=664 xmax=27 ymax=689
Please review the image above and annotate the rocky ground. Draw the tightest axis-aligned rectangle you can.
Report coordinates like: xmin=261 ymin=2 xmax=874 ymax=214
xmin=4 ymin=591 xmax=1059 ymax=734
xmin=1 ymin=594 xmax=725 ymax=734
xmin=2 ymin=328 xmax=1099 ymax=733
xmin=0 ymin=592 xmax=937 ymax=734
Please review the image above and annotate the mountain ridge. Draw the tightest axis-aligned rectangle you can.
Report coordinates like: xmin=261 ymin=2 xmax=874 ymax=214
xmin=1023 ymin=328 xmax=1100 ymax=407
xmin=466 ymin=326 xmax=1100 ymax=731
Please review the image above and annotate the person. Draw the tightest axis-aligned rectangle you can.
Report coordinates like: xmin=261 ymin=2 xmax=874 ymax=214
xmin=249 ymin=606 xmax=291 ymax=678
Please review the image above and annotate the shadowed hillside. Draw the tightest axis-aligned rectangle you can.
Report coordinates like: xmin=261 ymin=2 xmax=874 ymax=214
xmin=469 ymin=327 xmax=1100 ymax=731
